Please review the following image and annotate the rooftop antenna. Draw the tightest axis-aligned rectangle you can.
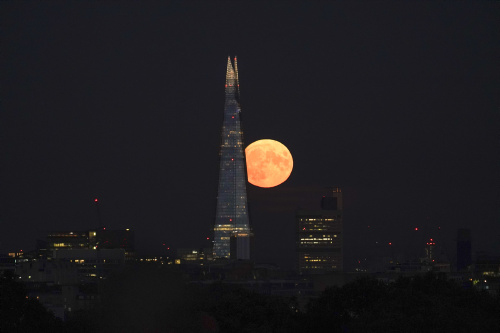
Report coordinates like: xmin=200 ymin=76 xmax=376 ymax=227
xmin=94 ymin=197 xmax=103 ymax=229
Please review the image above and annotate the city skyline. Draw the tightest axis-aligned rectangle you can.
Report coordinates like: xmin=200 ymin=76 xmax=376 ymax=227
xmin=1 ymin=1 xmax=499 ymax=270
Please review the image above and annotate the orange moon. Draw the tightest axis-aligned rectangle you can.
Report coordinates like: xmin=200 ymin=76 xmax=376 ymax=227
xmin=245 ymin=139 xmax=293 ymax=188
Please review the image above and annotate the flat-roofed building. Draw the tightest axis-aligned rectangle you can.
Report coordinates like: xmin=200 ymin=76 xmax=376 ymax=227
xmin=296 ymin=187 xmax=343 ymax=274
xmin=43 ymin=229 xmax=134 ymax=260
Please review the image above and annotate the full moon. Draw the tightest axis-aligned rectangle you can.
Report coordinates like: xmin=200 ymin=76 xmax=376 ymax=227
xmin=245 ymin=139 xmax=293 ymax=188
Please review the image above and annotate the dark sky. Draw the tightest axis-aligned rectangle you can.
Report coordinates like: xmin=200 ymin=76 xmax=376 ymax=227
xmin=1 ymin=1 xmax=499 ymax=270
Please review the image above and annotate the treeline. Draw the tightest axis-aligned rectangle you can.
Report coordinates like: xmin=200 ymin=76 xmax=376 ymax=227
xmin=2 ymin=267 xmax=499 ymax=332
xmin=304 ymin=274 xmax=500 ymax=332
xmin=0 ymin=270 xmax=63 ymax=332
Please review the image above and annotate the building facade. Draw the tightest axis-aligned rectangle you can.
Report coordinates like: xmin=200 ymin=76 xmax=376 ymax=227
xmin=296 ymin=187 xmax=343 ymax=274
xmin=46 ymin=230 xmax=96 ymax=254
xmin=213 ymin=57 xmax=252 ymax=259
xmin=40 ymin=229 xmax=134 ymax=260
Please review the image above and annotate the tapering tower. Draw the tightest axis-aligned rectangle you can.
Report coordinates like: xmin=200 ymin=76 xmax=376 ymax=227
xmin=213 ymin=57 xmax=251 ymax=260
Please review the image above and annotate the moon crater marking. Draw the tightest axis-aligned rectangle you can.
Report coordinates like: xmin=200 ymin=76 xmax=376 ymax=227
xmin=245 ymin=139 xmax=293 ymax=188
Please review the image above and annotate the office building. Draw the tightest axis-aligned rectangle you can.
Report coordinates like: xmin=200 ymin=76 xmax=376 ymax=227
xmin=176 ymin=248 xmax=213 ymax=265
xmin=42 ymin=229 xmax=134 ymax=260
xmin=296 ymin=187 xmax=343 ymax=274
xmin=46 ymin=230 xmax=96 ymax=249
xmin=213 ymin=57 xmax=252 ymax=259
xmin=230 ymin=232 xmax=255 ymax=261
xmin=425 ymin=238 xmax=436 ymax=262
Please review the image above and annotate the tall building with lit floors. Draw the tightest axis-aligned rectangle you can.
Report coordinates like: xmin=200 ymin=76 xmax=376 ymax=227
xmin=296 ymin=188 xmax=343 ymax=274
xmin=213 ymin=56 xmax=252 ymax=260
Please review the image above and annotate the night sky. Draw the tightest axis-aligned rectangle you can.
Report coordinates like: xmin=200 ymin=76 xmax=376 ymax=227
xmin=1 ymin=1 xmax=499 ymax=270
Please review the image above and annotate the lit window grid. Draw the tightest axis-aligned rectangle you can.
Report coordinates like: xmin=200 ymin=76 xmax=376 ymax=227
xmin=298 ymin=234 xmax=341 ymax=247
xmin=297 ymin=217 xmax=340 ymax=232
xmin=296 ymin=212 xmax=343 ymax=272
xmin=298 ymin=252 xmax=342 ymax=271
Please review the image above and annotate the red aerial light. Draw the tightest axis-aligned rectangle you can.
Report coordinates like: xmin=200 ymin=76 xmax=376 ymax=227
xmin=302 ymin=227 xmax=306 ymax=230
xmin=229 ymin=219 xmax=232 ymax=222
xmin=94 ymin=198 xmax=98 ymax=203
xmin=414 ymin=227 xmax=419 ymax=231
xmin=162 ymin=243 xmax=165 ymax=246
xmin=430 ymin=238 xmax=433 ymax=241
xmin=389 ymin=242 xmax=392 ymax=245
xmin=206 ymin=237 xmax=210 ymax=240
xmin=167 ymin=247 xmax=170 ymax=250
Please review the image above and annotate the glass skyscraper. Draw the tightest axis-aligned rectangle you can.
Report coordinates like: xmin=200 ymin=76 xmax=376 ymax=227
xmin=213 ymin=57 xmax=251 ymax=259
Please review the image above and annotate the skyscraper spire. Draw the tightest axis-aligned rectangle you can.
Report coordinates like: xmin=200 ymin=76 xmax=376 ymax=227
xmin=234 ymin=56 xmax=240 ymax=98
xmin=225 ymin=56 xmax=236 ymax=89
xmin=214 ymin=57 xmax=251 ymax=260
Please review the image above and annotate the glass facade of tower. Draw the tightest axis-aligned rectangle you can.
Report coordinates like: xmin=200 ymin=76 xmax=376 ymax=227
xmin=213 ymin=57 xmax=251 ymax=259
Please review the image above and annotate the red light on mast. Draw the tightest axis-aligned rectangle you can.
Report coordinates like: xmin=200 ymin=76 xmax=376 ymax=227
xmin=414 ymin=227 xmax=419 ymax=231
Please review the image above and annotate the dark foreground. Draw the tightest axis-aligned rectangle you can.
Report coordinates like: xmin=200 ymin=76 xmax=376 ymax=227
xmin=1 ymin=268 xmax=499 ymax=332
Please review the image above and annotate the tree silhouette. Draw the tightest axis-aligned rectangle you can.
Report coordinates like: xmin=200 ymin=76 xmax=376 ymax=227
xmin=0 ymin=270 xmax=63 ymax=332
xmin=303 ymin=273 xmax=500 ymax=333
